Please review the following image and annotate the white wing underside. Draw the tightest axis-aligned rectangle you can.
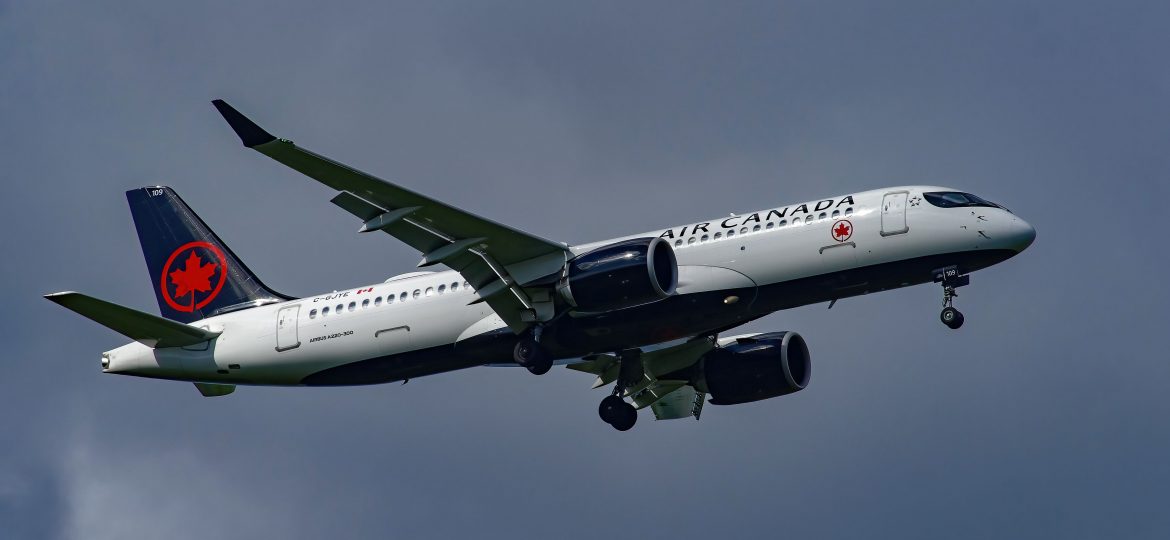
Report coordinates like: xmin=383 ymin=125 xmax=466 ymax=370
xmin=566 ymin=336 xmax=713 ymax=421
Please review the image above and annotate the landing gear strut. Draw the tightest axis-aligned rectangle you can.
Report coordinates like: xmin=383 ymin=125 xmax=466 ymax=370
xmin=934 ymin=266 xmax=969 ymax=330
xmin=514 ymin=326 xmax=552 ymax=375
xmin=599 ymin=349 xmax=641 ymax=431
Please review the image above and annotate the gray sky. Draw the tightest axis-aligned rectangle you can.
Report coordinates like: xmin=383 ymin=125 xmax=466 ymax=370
xmin=3 ymin=1 xmax=1168 ymax=538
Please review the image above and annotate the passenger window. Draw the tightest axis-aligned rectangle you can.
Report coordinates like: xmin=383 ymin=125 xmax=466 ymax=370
xmin=700 ymin=234 xmax=709 ymax=243
xmin=348 ymin=302 xmax=356 ymax=312
xmin=727 ymin=229 xmax=735 ymax=238
xmin=387 ymin=294 xmax=395 ymax=304
xmin=425 ymin=287 xmax=434 ymax=297
xmin=335 ymin=304 xmax=343 ymax=313
xmin=779 ymin=219 xmax=787 ymax=227
xmin=752 ymin=225 xmax=761 ymax=232
xmin=674 ymin=239 xmax=683 ymax=247
xmin=463 ymin=281 xmax=470 ymax=289
xmin=739 ymin=227 xmax=748 ymax=235
xmin=375 ymin=296 xmax=383 ymax=306
xmin=805 ymin=215 xmax=813 ymax=224
xmin=362 ymin=299 xmax=370 ymax=309
xmin=438 ymin=284 xmax=446 ymax=294
xmin=399 ymin=292 xmax=408 ymax=302
xmin=309 ymin=309 xmax=318 ymax=319
xmin=766 ymin=222 xmax=774 ymax=230
xmin=413 ymin=289 xmax=421 ymax=299
xmin=714 ymin=232 xmax=722 ymax=239
xmin=832 ymin=210 xmax=840 ymax=219
xmin=687 ymin=237 xmax=696 ymax=245
xmin=818 ymin=212 xmax=826 ymax=220
xmin=322 ymin=306 xmax=330 ymax=316
xmin=451 ymin=282 xmax=459 ymax=291
xmin=845 ymin=207 xmax=853 ymax=217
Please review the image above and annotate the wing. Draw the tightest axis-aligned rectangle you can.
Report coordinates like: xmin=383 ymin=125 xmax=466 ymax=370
xmin=212 ymin=100 xmax=570 ymax=331
xmin=567 ymin=336 xmax=713 ymax=422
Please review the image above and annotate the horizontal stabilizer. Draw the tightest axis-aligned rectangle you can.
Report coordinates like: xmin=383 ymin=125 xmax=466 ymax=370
xmin=44 ymin=292 xmax=221 ymax=348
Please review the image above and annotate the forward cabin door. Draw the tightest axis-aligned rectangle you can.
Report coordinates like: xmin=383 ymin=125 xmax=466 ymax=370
xmin=275 ymin=305 xmax=301 ymax=352
xmin=881 ymin=191 xmax=909 ymax=236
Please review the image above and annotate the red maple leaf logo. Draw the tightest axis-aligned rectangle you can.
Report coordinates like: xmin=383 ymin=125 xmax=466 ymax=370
xmin=169 ymin=251 xmax=218 ymax=306
xmin=833 ymin=222 xmax=851 ymax=240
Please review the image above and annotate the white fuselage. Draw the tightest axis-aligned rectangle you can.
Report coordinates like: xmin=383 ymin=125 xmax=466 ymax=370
xmin=102 ymin=186 xmax=1035 ymax=385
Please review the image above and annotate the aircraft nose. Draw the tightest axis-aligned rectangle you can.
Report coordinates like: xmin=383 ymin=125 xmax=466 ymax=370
xmin=1009 ymin=217 xmax=1036 ymax=252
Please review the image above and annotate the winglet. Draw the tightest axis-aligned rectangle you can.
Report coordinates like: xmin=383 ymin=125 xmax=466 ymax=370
xmin=212 ymin=99 xmax=277 ymax=148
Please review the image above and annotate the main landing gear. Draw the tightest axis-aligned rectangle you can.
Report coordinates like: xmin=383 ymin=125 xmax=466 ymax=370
xmin=514 ymin=333 xmax=552 ymax=375
xmin=934 ymin=266 xmax=969 ymax=330
xmin=598 ymin=349 xmax=641 ymax=431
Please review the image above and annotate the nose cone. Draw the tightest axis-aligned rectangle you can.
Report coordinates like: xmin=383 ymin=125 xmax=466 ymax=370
xmin=1009 ymin=218 xmax=1037 ymax=252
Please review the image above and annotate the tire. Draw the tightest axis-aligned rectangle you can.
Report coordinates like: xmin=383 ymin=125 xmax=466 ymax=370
xmin=513 ymin=337 xmax=538 ymax=365
xmin=941 ymin=307 xmax=964 ymax=329
xmin=514 ymin=337 xmax=552 ymax=375
xmin=611 ymin=403 xmax=638 ymax=431
xmin=599 ymin=395 xmax=625 ymax=424
xmin=526 ymin=355 xmax=553 ymax=375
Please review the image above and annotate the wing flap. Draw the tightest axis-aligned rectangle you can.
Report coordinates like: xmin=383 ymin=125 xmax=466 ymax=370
xmin=650 ymin=385 xmax=706 ymax=421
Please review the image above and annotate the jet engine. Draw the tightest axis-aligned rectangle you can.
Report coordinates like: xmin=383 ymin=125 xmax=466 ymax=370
xmin=557 ymin=237 xmax=677 ymax=312
xmin=699 ymin=331 xmax=811 ymax=405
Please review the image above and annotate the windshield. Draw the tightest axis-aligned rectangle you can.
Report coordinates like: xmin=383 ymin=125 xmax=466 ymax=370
xmin=923 ymin=192 xmax=1007 ymax=211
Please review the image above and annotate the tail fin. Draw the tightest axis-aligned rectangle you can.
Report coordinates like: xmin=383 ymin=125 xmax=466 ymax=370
xmin=127 ymin=186 xmax=290 ymax=323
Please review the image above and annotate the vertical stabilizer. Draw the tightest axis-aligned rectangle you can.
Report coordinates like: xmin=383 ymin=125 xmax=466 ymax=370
xmin=126 ymin=186 xmax=289 ymax=323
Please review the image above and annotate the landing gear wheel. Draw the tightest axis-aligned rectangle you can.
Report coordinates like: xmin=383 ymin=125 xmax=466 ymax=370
xmin=526 ymin=357 xmax=552 ymax=375
xmin=514 ymin=337 xmax=552 ymax=375
xmin=611 ymin=404 xmax=637 ymax=431
xmin=940 ymin=306 xmax=965 ymax=329
xmin=599 ymin=396 xmax=637 ymax=431
xmin=599 ymin=395 xmax=625 ymax=423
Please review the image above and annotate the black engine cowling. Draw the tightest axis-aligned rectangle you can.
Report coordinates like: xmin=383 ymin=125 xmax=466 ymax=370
xmin=700 ymin=331 xmax=812 ymax=405
xmin=557 ymin=237 xmax=678 ymax=312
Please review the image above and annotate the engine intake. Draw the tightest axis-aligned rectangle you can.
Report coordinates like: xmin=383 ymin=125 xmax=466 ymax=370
xmin=558 ymin=237 xmax=677 ymax=312
xmin=701 ymin=331 xmax=811 ymax=405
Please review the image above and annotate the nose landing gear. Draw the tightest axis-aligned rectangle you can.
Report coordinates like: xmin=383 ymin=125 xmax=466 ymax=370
xmin=934 ymin=266 xmax=969 ymax=330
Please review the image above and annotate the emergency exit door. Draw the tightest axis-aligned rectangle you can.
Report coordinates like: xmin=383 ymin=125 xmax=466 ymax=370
xmin=881 ymin=191 xmax=909 ymax=236
xmin=275 ymin=305 xmax=301 ymax=352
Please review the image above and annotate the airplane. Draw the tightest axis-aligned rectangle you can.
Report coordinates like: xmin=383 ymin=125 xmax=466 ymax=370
xmin=45 ymin=99 xmax=1036 ymax=431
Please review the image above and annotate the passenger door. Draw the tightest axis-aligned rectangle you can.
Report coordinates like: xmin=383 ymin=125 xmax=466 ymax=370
xmin=275 ymin=305 xmax=301 ymax=352
xmin=881 ymin=191 xmax=909 ymax=236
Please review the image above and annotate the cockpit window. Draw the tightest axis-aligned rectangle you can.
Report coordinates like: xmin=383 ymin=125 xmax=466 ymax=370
xmin=923 ymin=192 xmax=1006 ymax=211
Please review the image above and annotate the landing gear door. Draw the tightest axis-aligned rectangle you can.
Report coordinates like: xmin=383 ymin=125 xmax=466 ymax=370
xmin=276 ymin=305 xmax=301 ymax=352
xmin=881 ymin=191 xmax=909 ymax=236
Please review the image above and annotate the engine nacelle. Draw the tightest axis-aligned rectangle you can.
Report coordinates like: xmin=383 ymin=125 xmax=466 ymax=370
xmin=700 ymin=331 xmax=811 ymax=405
xmin=557 ymin=237 xmax=678 ymax=312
